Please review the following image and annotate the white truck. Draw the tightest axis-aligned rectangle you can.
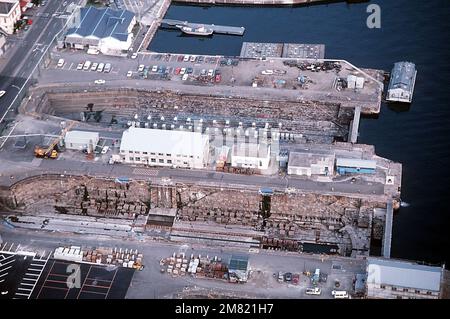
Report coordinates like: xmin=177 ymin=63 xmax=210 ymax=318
xmin=305 ymin=287 xmax=321 ymax=295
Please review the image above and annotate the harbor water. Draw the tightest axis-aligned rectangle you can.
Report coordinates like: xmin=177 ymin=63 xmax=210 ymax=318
xmin=149 ymin=0 xmax=450 ymax=266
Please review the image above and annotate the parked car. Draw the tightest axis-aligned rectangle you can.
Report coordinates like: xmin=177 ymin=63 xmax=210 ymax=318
xmin=174 ymin=67 xmax=181 ymax=75
xmin=101 ymin=146 xmax=109 ymax=154
xmin=77 ymin=62 xmax=84 ymax=70
xmin=292 ymin=273 xmax=300 ymax=285
xmin=186 ymin=67 xmax=193 ymax=74
xmin=83 ymin=61 xmax=91 ymax=70
xmin=198 ymin=56 xmax=204 ymax=63
xmin=215 ymin=74 xmax=221 ymax=83
xmin=97 ymin=63 xmax=105 ymax=72
xmin=57 ymin=58 xmax=65 ymax=68
xmin=90 ymin=62 xmax=98 ymax=71
xmin=138 ymin=64 xmax=145 ymax=72
xmin=183 ymin=55 xmax=190 ymax=62
xmin=94 ymin=79 xmax=105 ymax=84
xmin=104 ymin=63 xmax=111 ymax=73
xmin=151 ymin=65 xmax=158 ymax=72
xmin=182 ymin=73 xmax=189 ymax=81
xmin=277 ymin=271 xmax=284 ymax=283
xmin=131 ymin=52 xmax=138 ymax=59
xmin=127 ymin=70 xmax=133 ymax=77
xmin=180 ymin=67 xmax=186 ymax=75
xmin=207 ymin=69 xmax=215 ymax=77
xmin=190 ymin=55 xmax=196 ymax=62
xmin=284 ymin=272 xmax=292 ymax=282
xmin=261 ymin=69 xmax=274 ymax=75
xmin=177 ymin=55 xmax=184 ymax=62
xmin=332 ymin=290 xmax=349 ymax=299
xmin=0 ymin=90 xmax=6 ymax=98
xmin=200 ymin=69 xmax=206 ymax=76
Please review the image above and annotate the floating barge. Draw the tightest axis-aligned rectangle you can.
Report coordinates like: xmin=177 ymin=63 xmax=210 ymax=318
xmin=161 ymin=19 xmax=245 ymax=36
xmin=386 ymin=61 xmax=417 ymax=103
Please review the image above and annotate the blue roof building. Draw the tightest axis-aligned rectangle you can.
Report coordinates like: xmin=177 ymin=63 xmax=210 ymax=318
xmin=65 ymin=6 xmax=136 ymax=56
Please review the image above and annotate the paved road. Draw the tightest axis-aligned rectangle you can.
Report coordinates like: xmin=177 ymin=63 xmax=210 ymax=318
xmin=0 ymin=0 xmax=73 ymax=123
xmin=0 ymin=155 xmax=386 ymax=200
xmin=0 ymin=224 xmax=366 ymax=299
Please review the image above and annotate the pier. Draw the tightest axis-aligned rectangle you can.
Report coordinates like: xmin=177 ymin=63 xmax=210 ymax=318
xmin=161 ymin=19 xmax=245 ymax=36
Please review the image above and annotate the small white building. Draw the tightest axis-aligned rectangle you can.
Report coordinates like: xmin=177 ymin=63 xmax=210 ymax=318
xmin=347 ymin=74 xmax=365 ymax=89
xmin=119 ymin=127 xmax=209 ymax=169
xmin=231 ymin=143 xmax=271 ymax=170
xmin=64 ymin=130 xmax=99 ymax=151
xmin=0 ymin=0 xmax=21 ymax=35
xmin=366 ymin=258 xmax=443 ymax=299
xmin=288 ymin=151 xmax=335 ymax=176
xmin=64 ymin=6 xmax=136 ymax=56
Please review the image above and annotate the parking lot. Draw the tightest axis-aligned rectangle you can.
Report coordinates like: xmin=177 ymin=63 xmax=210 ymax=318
xmin=31 ymin=260 xmax=135 ymax=299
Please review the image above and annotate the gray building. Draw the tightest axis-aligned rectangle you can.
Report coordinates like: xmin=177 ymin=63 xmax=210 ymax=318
xmin=287 ymin=150 xmax=335 ymax=176
xmin=366 ymin=258 xmax=444 ymax=299
xmin=387 ymin=61 xmax=417 ymax=103
xmin=65 ymin=6 xmax=136 ymax=56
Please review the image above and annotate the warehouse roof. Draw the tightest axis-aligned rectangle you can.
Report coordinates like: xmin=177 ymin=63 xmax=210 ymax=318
xmin=0 ymin=2 xmax=15 ymax=15
xmin=120 ymin=127 xmax=208 ymax=157
xmin=232 ymin=143 xmax=270 ymax=158
xmin=65 ymin=130 xmax=99 ymax=141
xmin=388 ymin=61 xmax=416 ymax=91
xmin=66 ymin=6 xmax=134 ymax=42
xmin=367 ymin=258 xmax=442 ymax=292
xmin=289 ymin=151 xmax=335 ymax=168
xmin=336 ymin=158 xmax=376 ymax=169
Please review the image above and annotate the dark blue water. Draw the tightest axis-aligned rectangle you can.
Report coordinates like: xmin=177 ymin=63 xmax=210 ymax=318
xmin=150 ymin=0 xmax=450 ymax=266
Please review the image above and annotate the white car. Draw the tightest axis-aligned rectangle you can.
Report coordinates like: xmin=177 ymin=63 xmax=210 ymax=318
xmin=83 ymin=61 xmax=91 ymax=70
xmin=261 ymin=69 xmax=274 ymax=75
xmin=182 ymin=73 xmax=189 ymax=81
xmin=131 ymin=52 xmax=138 ymax=59
xmin=190 ymin=55 xmax=196 ymax=62
xmin=97 ymin=63 xmax=105 ymax=72
xmin=57 ymin=58 xmax=65 ymax=68
xmin=180 ymin=67 xmax=186 ymax=75
xmin=94 ymin=79 xmax=105 ymax=84
xmin=104 ymin=63 xmax=112 ymax=73
xmin=101 ymin=146 xmax=109 ymax=154
xmin=207 ymin=69 xmax=214 ymax=77
xmin=127 ymin=71 xmax=133 ymax=77
xmin=77 ymin=62 xmax=84 ymax=70
xmin=331 ymin=290 xmax=349 ymax=299
xmin=138 ymin=64 xmax=145 ymax=72
xmin=0 ymin=90 xmax=6 ymax=98
xmin=183 ymin=55 xmax=190 ymax=62
xmin=91 ymin=62 xmax=98 ymax=71
xmin=151 ymin=65 xmax=158 ymax=72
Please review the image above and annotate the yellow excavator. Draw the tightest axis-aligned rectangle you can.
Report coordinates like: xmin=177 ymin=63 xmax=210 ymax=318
xmin=34 ymin=121 xmax=76 ymax=159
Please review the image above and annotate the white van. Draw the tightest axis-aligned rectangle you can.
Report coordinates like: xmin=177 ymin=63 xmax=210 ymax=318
xmin=305 ymin=287 xmax=321 ymax=295
xmin=331 ymin=290 xmax=349 ymax=299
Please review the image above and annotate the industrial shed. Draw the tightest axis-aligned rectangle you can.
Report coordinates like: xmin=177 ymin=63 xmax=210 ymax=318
xmin=64 ymin=130 xmax=99 ymax=151
xmin=366 ymin=258 xmax=443 ymax=299
xmin=288 ymin=151 xmax=335 ymax=176
xmin=119 ymin=127 xmax=210 ymax=169
xmin=336 ymin=158 xmax=376 ymax=174
xmin=228 ymin=255 xmax=249 ymax=283
xmin=231 ymin=143 xmax=271 ymax=170
xmin=387 ymin=61 xmax=417 ymax=103
xmin=64 ymin=6 xmax=136 ymax=56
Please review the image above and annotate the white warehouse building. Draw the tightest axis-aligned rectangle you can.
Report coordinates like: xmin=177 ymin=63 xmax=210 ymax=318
xmin=366 ymin=258 xmax=443 ymax=299
xmin=64 ymin=130 xmax=99 ymax=151
xmin=231 ymin=143 xmax=271 ymax=170
xmin=119 ymin=127 xmax=210 ymax=169
xmin=287 ymin=151 xmax=335 ymax=176
xmin=64 ymin=6 xmax=136 ymax=56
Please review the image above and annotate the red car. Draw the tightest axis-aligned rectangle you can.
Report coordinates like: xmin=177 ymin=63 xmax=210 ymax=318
xmin=177 ymin=55 xmax=184 ymax=62
xmin=215 ymin=74 xmax=221 ymax=83
xmin=292 ymin=273 xmax=300 ymax=285
xmin=174 ymin=67 xmax=181 ymax=75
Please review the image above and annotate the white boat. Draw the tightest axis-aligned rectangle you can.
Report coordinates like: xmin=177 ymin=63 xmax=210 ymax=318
xmin=180 ymin=25 xmax=213 ymax=36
